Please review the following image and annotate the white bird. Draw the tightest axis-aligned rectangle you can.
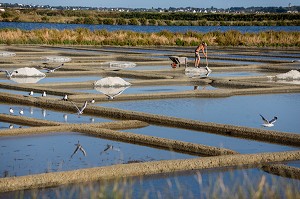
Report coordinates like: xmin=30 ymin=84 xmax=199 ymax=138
xmin=29 ymin=91 xmax=34 ymax=96
xmin=63 ymin=114 xmax=68 ymax=122
xmin=90 ymin=117 xmax=95 ymax=123
xmin=90 ymin=99 xmax=95 ymax=103
xmin=9 ymin=124 xmax=13 ymax=129
xmin=71 ymin=141 xmax=87 ymax=158
xmin=19 ymin=109 xmax=24 ymax=116
xmin=41 ymin=63 xmax=64 ymax=73
xmin=9 ymin=107 xmax=14 ymax=115
xmin=62 ymin=94 xmax=68 ymax=101
xmin=0 ymin=70 xmax=13 ymax=78
xmin=30 ymin=107 xmax=34 ymax=115
xmin=42 ymin=91 xmax=46 ymax=97
xmin=42 ymin=109 xmax=47 ymax=118
xmin=70 ymin=101 xmax=88 ymax=115
xmin=260 ymin=114 xmax=278 ymax=127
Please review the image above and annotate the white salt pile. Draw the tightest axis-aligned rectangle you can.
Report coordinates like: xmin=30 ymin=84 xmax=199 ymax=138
xmin=94 ymin=77 xmax=131 ymax=87
xmin=275 ymin=70 xmax=300 ymax=80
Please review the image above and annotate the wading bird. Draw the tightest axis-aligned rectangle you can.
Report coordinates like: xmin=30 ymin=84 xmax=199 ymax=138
xmin=9 ymin=107 xmax=14 ymax=115
xmin=19 ymin=109 xmax=24 ymax=116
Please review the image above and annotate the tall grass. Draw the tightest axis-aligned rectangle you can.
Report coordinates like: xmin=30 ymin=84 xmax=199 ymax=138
xmin=0 ymin=28 xmax=299 ymax=47
xmin=5 ymin=169 xmax=300 ymax=199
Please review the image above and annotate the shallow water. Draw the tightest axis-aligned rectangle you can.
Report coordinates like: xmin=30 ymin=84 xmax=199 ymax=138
xmin=126 ymin=65 xmax=171 ymax=71
xmin=0 ymin=121 xmax=25 ymax=130
xmin=3 ymin=167 xmax=299 ymax=199
xmin=209 ymin=71 xmax=267 ymax=77
xmin=0 ymin=132 xmax=196 ymax=177
xmin=0 ymin=76 xmax=102 ymax=84
xmin=0 ymin=104 xmax=112 ymax=124
xmin=98 ymin=93 xmax=300 ymax=133
xmin=0 ymin=88 xmax=61 ymax=99
xmin=70 ymin=84 xmax=216 ymax=94
xmin=122 ymin=125 xmax=298 ymax=154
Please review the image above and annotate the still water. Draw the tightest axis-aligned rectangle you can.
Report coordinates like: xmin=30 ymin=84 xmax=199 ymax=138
xmin=1 ymin=22 xmax=299 ymax=33
xmin=98 ymin=93 xmax=300 ymax=133
xmin=0 ymin=132 xmax=195 ymax=177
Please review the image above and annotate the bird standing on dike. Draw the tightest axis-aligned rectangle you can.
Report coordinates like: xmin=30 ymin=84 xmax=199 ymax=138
xmin=63 ymin=94 xmax=68 ymax=101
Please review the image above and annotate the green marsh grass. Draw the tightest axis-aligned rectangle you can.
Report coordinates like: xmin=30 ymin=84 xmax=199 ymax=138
xmin=0 ymin=28 xmax=299 ymax=47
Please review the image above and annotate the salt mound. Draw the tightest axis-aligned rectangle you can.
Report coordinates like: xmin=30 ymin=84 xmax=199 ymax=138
xmin=42 ymin=56 xmax=72 ymax=63
xmin=11 ymin=67 xmax=46 ymax=77
xmin=0 ymin=51 xmax=16 ymax=57
xmin=275 ymin=70 xmax=300 ymax=80
xmin=94 ymin=77 xmax=131 ymax=87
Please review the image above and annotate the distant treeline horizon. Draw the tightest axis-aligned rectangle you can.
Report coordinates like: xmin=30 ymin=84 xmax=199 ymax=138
xmin=0 ymin=8 xmax=299 ymax=26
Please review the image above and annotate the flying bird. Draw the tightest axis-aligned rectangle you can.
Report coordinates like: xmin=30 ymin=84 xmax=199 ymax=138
xmin=40 ymin=63 xmax=64 ymax=73
xmin=0 ymin=70 xmax=13 ymax=78
xmin=71 ymin=141 xmax=87 ymax=158
xmin=70 ymin=101 xmax=88 ymax=115
xmin=259 ymin=114 xmax=278 ymax=127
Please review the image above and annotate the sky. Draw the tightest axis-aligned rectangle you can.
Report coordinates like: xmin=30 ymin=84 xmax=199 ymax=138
xmin=2 ymin=0 xmax=299 ymax=9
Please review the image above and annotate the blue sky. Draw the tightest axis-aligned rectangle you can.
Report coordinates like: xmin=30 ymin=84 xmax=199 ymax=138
xmin=2 ymin=0 xmax=299 ymax=9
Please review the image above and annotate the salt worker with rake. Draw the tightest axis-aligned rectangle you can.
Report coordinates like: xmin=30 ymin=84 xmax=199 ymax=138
xmin=194 ymin=42 xmax=208 ymax=68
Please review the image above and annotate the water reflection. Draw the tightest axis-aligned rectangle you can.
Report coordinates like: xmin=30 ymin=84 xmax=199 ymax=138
xmin=99 ymin=93 xmax=300 ymax=133
xmin=0 ymin=132 xmax=195 ymax=177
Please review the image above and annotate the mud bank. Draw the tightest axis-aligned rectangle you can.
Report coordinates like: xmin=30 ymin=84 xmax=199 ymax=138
xmin=0 ymin=92 xmax=300 ymax=147
xmin=0 ymin=45 xmax=299 ymax=193
xmin=0 ymin=151 xmax=299 ymax=192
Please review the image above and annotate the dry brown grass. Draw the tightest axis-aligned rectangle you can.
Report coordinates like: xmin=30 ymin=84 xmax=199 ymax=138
xmin=0 ymin=28 xmax=299 ymax=47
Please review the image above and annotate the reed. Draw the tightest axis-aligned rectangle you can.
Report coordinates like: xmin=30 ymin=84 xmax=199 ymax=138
xmin=6 ymin=170 xmax=300 ymax=199
xmin=0 ymin=28 xmax=299 ymax=47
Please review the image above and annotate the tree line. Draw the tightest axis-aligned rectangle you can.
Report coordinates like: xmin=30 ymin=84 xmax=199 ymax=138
xmin=1 ymin=9 xmax=299 ymax=26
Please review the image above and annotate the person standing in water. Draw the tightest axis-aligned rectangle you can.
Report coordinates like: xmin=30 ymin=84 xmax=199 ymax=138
xmin=194 ymin=42 xmax=207 ymax=68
